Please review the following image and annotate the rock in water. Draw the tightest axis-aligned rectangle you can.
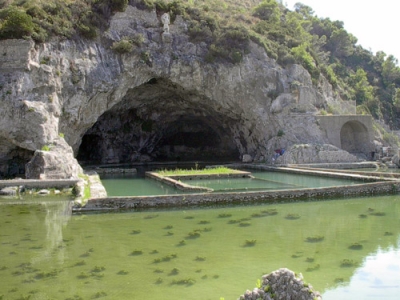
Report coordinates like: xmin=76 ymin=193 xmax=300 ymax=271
xmin=238 ymin=268 xmax=322 ymax=300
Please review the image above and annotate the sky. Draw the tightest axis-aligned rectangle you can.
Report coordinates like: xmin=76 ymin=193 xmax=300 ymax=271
xmin=284 ymin=0 xmax=400 ymax=61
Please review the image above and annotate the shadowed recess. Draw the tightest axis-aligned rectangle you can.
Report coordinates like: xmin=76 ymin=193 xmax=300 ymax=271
xmin=77 ymin=78 xmax=241 ymax=164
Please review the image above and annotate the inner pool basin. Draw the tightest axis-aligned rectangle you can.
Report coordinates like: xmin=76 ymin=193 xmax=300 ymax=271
xmin=100 ymin=169 xmax=360 ymax=196
xmin=1 ymin=194 xmax=399 ymax=299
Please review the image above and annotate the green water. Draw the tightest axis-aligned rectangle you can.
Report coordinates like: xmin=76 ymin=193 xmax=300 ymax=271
xmin=100 ymin=174 xmax=185 ymax=196
xmin=101 ymin=170 xmax=359 ymax=196
xmin=1 ymin=195 xmax=399 ymax=299
xmin=181 ymin=171 xmax=359 ymax=192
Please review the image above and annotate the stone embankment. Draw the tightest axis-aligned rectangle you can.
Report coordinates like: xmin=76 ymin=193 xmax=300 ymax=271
xmin=238 ymin=268 xmax=322 ymax=300
xmin=74 ymin=181 xmax=400 ymax=212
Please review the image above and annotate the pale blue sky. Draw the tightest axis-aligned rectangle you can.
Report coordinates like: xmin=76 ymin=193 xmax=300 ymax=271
xmin=284 ymin=0 xmax=400 ymax=61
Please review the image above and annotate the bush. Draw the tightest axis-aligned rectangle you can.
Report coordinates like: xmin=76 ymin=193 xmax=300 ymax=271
xmin=383 ymin=131 xmax=400 ymax=146
xmin=78 ymin=23 xmax=97 ymax=39
xmin=291 ymin=44 xmax=320 ymax=81
xmin=111 ymin=0 xmax=128 ymax=12
xmin=0 ymin=6 xmax=34 ymax=39
xmin=253 ymin=0 xmax=281 ymax=22
xmin=154 ymin=0 xmax=168 ymax=12
xmin=206 ymin=26 xmax=250 ymax=64
xmin=321 ymin=65 xmax=338 ymax=87
xmin=132 ymin=0 xmax=155 ymax=10
xmin=111 ymin=39 xmax=133 ymax=53
xmin=131 ymin=33 xmax=144 ymax=46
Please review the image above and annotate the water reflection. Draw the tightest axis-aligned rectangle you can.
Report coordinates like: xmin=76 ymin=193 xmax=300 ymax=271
xmin=324 ymin=243 xmax=400 ymax=299
xmin=35 ymin=201 xmax=72 ymax=264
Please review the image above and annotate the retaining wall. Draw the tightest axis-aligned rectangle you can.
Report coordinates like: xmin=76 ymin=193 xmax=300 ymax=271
xmin=74 ymin=181 xmax=400 ymax=212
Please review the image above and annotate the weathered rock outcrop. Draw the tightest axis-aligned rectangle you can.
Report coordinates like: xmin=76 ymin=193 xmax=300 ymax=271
xmin=0 ymin=6 xmax=363 ymax=179
xmin=238 ymin=268 xmax=322 ymax=300
xmin=275 ymin=144 xmax=360 ymax=165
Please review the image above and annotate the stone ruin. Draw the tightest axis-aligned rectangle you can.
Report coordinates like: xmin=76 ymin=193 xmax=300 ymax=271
xmin=238 ymin=268 xmax=322 ymax=300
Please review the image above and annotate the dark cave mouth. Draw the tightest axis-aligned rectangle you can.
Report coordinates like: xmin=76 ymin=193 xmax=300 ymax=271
xmin=77 ymin=78 xmax=242 ymax=165
xmin=76 ymin=110 xmax=240 ymax=165
xmin=0 ymin=145 xmax=34 ymax=179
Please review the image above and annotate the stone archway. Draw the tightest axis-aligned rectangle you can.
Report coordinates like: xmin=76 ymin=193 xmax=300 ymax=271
xmin=77 ymin=78 xmax=241 ymax=164
xmin=340 ymin=120 xmax=370 ymax=154
xmin=317 ymin=115 xmax=374 ymax=157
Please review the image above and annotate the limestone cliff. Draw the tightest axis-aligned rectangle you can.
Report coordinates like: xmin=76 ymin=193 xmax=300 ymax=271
xmin=0 ymin=6 xmax=362 ymax=179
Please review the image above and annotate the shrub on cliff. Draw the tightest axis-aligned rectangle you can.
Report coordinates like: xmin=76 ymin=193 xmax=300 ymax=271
xmin=206 ymin=26 xmax=250 ymax=64
xmin=111 ymin=39 xmax=133 ymax=54
xmin=0 ymin=6 xmax=34 ymax=39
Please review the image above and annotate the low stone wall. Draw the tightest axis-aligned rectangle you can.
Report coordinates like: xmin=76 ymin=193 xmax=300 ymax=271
xmin=145 ymin=171 xmax=213 ymax=192
xmin=74 ymin=180 xmax=400 ymax=212
xmin=164 ymin=170 xmax=252 ymax=180
xmin=0 ymin=179 xmax=79 ymax=189
xmin=286 ymin=164 xmax=400 ymax=179
xmin=145 ymin=170 xmax=252 ymax=193
xmin=239 ymin=164 xmax=389 ymax=182
xmin=290 ymin=162 xmax=378 ymax=169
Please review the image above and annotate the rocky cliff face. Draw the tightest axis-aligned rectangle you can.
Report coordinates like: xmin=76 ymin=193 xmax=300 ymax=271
xmin=0 ymin=6 xmax=358 ymax=179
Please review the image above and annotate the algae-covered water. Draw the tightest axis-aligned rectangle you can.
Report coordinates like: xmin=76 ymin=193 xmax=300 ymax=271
xmin=101 ymin=170 xmax=359 ymax=196
xmin=1 ymin=194 xmax=400 ymax=299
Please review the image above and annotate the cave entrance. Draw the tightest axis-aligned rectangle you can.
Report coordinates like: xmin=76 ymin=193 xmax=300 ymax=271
xmin=77 ymin=78 xmax=240 ymax=165
xmin=0 ymin=141 xmax=34 ymax=179
xmin=340 ymin=121 xmax=369 ymax=155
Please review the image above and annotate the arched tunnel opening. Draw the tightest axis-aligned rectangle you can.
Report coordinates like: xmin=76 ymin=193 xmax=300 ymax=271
xmin=77 ymin=78 xmax=241 ymax=165
xmin=340 ymin=121 xmax=370 ymax=155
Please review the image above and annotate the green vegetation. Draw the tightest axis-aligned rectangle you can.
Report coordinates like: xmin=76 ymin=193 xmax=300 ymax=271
xmin=73 ymin=173 xmax=91 ymax=201
xmin=244 ymin=239 xmax=257 ymax=247
xmin=130 ymin=249 xmax=143 ymax=256
xmin=305 ymin=235 xmax=324 ymax=243
xmin=41 ymin=145 xmax=51 ymax=151
xmin=111 ymin=38 xmax=134 ymax=54
xmin=348 ymin=243 xmax=363 ymax=250
xmin=285 ymin=213 xmax=301 ymax=220
xmin=156 ymin=166 xmax=242 ymax=176
xmin=340 ymin=259 xmax=358 ymax=268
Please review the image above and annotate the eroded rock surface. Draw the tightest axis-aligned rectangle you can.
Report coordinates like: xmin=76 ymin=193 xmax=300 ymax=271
xmin=276 ymin=144 xmax=360 ymax=164
xmin=238 ymin=268 xmax=322 ymax=300
xmin=0 ymin=6 xmax=361 ymax=178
